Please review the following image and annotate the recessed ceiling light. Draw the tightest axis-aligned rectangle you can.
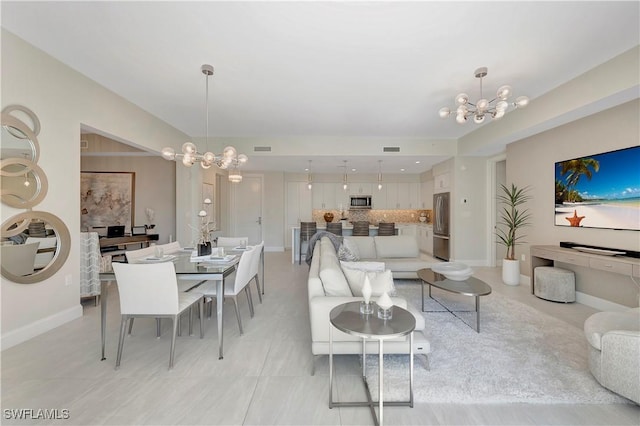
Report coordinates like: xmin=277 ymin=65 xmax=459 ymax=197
xmin=400 ymin=168 xmax=405 ymax=172
xmin=351 ymin=168 xmax=356 ymax=172
xmin=415 ymin=161 xmax=421 ymax=164
xmin=304 ymin=168 xmax=309 ymax=171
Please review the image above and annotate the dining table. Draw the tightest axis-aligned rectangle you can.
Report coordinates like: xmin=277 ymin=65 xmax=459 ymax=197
xmin=98 ymin=249 xmax=242 ymax=361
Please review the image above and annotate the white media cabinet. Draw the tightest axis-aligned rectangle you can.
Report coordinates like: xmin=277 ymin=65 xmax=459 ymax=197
xmin=530 ymin=245 xmax=640 ymax=296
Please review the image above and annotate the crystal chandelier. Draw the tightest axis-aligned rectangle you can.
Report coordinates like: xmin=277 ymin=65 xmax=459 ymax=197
xmin=439 ymin=67 xmax=529 ymax=124
xmin=161 ymin=64 xmax=247 ymax=182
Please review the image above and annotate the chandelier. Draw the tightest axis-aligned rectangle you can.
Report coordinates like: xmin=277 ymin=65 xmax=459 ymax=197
xmin=161 ymin=64 xmax=247 ymax=182
xmin=439 ymin=67 xmax=529 ymax=124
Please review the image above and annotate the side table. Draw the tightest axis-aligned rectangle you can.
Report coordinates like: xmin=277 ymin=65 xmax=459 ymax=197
xmin=329 ymin=302 xmax=415 ymax=426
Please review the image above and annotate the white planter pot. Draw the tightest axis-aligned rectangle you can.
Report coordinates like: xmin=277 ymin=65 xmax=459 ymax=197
xmin=502 ymin=259 xmax=520 ymax=286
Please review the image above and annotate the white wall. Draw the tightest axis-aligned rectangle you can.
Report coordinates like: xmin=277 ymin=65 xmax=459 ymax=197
xmin=1 ymin=30 xmax=189 ymax=348
xmin=507 ymin=99 xmax=639 ymax=306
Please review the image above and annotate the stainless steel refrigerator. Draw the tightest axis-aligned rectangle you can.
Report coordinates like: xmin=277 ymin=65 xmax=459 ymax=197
xmin=433 ymin=192 xmax=450 ymax=261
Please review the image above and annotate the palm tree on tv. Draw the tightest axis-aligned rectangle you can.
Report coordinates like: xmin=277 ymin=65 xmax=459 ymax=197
xmin=559 ymin=157 xmax=600 ymax=203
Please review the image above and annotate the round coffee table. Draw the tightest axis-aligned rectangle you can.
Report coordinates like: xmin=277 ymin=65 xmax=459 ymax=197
xmin=329 ymin=301 xmax=415 ymax=426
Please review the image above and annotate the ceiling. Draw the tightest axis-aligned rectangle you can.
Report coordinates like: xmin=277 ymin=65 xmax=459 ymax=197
xmin=2 ymin=1 xmax=639 ymax=174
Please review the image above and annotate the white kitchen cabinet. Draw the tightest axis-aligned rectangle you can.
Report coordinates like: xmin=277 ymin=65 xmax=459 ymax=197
xmin=385 ymin=183 xmax=399 ymax=209
xmin=434 ymin=173 xmax=450 ymax=192
xmin=417 ymin=225 xmax=433 ymax=255
xmin=372 ymin=185 xmax=387 ymax=209
xmin=421 ymin=181 xmax=433 ymax=209
xmin=350 ymin=182 xmax=372 ymax=195
xmin=311 ymin=182 xmax=337 ymax=209
xmin=286 ymin=182 xmax=312 ymax=243
xmin=397 ymin=223 xmax=417 ymax=237
xmin=408 ymin=182 xmax=420 ymax=209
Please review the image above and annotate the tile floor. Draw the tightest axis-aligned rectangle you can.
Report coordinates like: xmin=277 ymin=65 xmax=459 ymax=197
xmin=1 ymin=250 xmax=638 ymax=425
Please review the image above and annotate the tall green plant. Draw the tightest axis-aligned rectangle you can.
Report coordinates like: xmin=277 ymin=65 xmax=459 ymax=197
xmin=496 ymin=184 xmax=532 ymax=260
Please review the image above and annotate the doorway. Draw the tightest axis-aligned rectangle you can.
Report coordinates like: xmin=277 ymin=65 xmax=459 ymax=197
xmin=230 ymin=174 xmax=264 ymax=245
xmin=486 ymin=155 xmax=506 ymax=267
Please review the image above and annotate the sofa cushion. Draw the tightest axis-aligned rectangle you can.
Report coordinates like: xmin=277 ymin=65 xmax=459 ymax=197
xmin=340 ymin=261 xmax=385 ymax=272
xmin=319 ymin=237 xmax=352 ymax=297
xmin=374 ymin=235 xmax=419 ymax=258
xmin=337 ymin=238 xmax=360 ymax=261
xmin=382 ymin=258 xmax=431 ymax=272
xmin=345 ymin=236 xmax=377 ymax=259
xmin=584 ymin=308 xmax=640 ymax=350
xmin=342 ymin=268 xmax=396 ymax=297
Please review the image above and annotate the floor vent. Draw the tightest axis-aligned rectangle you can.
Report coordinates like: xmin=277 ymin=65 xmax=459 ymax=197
xmin=254 ymin=146 xmax=272 ymax=152
xmin=383 ymin=146 xmax=400 ymax=152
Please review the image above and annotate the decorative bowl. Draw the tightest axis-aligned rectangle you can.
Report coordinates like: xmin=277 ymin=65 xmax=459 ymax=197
xmin=323 ymin=212 xmax=334 ymax=223
xmin=431 ymin=262 xmax=474 ymax=281
xmin=419 ymin=216 xmax=427 ymax=222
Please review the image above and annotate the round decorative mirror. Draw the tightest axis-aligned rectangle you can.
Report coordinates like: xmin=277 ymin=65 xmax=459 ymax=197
xmin=1 ymin=157 xmax=48 ymax=209
xmin=1 ymin=211 xmax=71 ymax=284
xmin=1 ymin=105 xmax=70 ymax=284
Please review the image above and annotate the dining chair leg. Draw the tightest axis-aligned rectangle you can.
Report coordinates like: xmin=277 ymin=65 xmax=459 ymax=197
xmin=188 ymin=306 xmax=194 ymax=336
xmin=115 ymin=315 xmax=128 ymax=369
xmin=245 ymin=287 xmax=255 ymax=318
xmin=254 ymin=276 xmax=263 ymax=304
xmin=169 ymin=315 xmax=179 ymax=369
xmin=232 ymin=296 xmax=244 ymax=335
xmin=156 ymin=318 xmax=161 ymax=338
xmin=127 ymin=318 xmax=134 ymax=335
xmin=199 ymin=298 xmax=205 ymax=339
xmin=177 ymin=315 xmax=182 ymax=337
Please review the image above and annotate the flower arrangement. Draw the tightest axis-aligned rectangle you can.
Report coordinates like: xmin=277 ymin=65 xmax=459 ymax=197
xmin=145 ymin=208 xmax=155 ymax=229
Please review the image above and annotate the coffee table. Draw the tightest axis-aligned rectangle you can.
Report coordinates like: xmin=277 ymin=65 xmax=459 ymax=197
xmin=329 ymin=302 xmax=415 ymax=426
xmin=417 ymin=268 xmax=492 ymax=333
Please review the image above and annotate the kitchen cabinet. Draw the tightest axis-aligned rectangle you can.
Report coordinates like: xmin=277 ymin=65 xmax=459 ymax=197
xmin=417 ymin=225 xmax=433 ymax=255
xmin=372 ymin=186 xmax=387 ymax=209
xmin=312 ymin=182 xmax=338 ymax=210
xmin=397 ymin=223 xmax=417 ymax=237
xmin=383 ymin=183 xmax=420 ymax=209
xmin=350 ymin=182 xmax=372 ymax=195
xmin=434 ymin=173 xmax=450 ymax=192
xmin=286 ymin=182 xmax=312 ymax=247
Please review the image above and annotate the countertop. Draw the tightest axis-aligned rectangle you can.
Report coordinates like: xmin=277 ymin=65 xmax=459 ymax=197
xmin=292 ymin=222 xmax=432 ymax=229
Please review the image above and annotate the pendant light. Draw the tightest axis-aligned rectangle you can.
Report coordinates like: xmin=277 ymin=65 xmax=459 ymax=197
xmin=377 ymin=160 xmax=383 ymax=190
xmin=342 ymin=160 xmax=348 ymax=191
xmin=307 ymin=160 xmax=313 ymax=190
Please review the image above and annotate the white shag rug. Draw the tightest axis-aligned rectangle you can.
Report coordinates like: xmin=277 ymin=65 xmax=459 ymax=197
xmin=362 ymin=280 xmax=627 ymax=404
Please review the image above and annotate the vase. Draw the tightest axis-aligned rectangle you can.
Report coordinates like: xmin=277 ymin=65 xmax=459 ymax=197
xmin=323 ymin=212 xmax=334 ymax=223
xmin=197 ymin=242 xmax=212 ymax=256
xmin=502 ymin=258 xmax=520 ymax=285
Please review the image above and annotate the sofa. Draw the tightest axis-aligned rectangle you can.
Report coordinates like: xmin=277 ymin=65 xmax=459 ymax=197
xmin=583 ymin=307 xmax=640 ymax=404
xmin=308 ymin=236 xmax=431 ymax=373
xmin=341 ymin=235 xmax=433 ymax=279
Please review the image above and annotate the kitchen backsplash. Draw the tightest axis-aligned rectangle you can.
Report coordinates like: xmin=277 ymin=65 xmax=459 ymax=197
xmin=312 ymin=209 xmax=432 ymax=224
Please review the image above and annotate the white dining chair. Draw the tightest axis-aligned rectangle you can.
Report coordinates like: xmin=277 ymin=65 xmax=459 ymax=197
xmin=0 ymin=242 xmax=39 ymax=276
xmin=125 ymin=245 xmax=157 ymax=263
xmin=112 ymin=262 xmax=204 ymax=369
xmin=192 ymin=245 xmax=258 ymax=335
xmin=249 ymin=241 xmax=264 ymax=303
xmin=216 ymin=236 xmax=248 ymax=248
xmin=159 ymin=241 xmax=182 ymax=254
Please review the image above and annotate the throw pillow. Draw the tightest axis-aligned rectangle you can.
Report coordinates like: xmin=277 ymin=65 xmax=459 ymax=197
xmin=342 ymin=268 xmax=396 ymax=297
xmin=340 ymin=261 xmax=385 ymax=272
xmin=337 ymin=239 xmax=360 ymax=262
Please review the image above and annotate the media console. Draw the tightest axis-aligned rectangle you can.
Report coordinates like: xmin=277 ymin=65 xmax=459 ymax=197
xmin=530 ymin=245 xmax=640 ymax=296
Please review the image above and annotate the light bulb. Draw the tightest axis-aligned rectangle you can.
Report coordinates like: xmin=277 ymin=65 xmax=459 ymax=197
xmin=200 ymin=160 xmax=211 ymax=169
xmin=161 ymin=147 xmax=176 ymax=160
xmin=23 ymin=178 xmax=30 ymax=187
xmin=182 ymin=142 xmax=197 ymax=154
xmin=476 ymin=99 xmax=488 ymax=112
xmin=223 ymin=146 xmax=237 ymax=159
xmin=307 ymin=182 xmax=312 ymax=190
xmin=198 ymin=210 xmax=207 ymax=217
xmin=182 ymin=154 xmax=194 ymax=167
xmin=203 ymin=198 xmax=212 ymax=204
xmin=203 ymin=152 xmax=216 ymax=163
xmin=378 ymin=183 xmax=382 ymax=190
xmin=474 ymin=114 xmax=485 ymax=124
xmin=456 ymin=113 xmax=467 ymax=124
xmin=496 ymin=85 xmax=512 ymax=100
xmin=237 ymin=153 xmax=248 ymax=163
xmin=455 ymin=93 xmax=469 ymax=105
xmin=456 ymin=105 xmax=468 ymax=115
xmin=496 ymin=100 xmax=509 ymax=111
xmin=515 ymin=96 xmax=530 ymax=108
xmin=493 ymin=109 xmax=505 ymax=119
xmin=438 ymin=107 xmax=450 ymax=118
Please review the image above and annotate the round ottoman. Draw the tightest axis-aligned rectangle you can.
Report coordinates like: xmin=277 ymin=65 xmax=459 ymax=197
xmin=534 ymin=266 xmax=576 ymax=303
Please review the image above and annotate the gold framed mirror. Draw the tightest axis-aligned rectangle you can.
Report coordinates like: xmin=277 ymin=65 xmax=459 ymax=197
xmin=1 ymin=211 xmax=71 ymax=284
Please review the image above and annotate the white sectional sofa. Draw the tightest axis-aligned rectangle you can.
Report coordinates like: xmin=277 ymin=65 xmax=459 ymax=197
xmin=343 ymin=235 xmax=433 ymax=279
xmin=308 ymin=236 xmax=431 ymax=372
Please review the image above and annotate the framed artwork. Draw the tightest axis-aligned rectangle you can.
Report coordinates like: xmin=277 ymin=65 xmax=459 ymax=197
xmin=80 ymin=172 xmax=135 ymax=231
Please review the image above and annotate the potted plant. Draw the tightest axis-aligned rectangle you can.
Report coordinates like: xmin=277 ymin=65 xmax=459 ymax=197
xmin=496 ymin=183 xmax=532 ymax=285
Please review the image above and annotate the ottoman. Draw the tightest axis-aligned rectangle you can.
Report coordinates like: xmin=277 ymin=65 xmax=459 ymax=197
xmin=534 ymin=266 xmax=576 ymax=302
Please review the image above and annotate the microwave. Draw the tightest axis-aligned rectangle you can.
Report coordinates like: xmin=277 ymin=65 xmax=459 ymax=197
xmin=350 ymin=195 xmax=372 ymax=209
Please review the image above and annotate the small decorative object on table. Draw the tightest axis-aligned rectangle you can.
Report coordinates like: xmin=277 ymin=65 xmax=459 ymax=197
xmin=376 ymin=291 xmax=393 ymax=320
xmin=145 ymin=208 xmax=156 ymax=234
xmin=193 ymin=200 xmax=214 ymax=256
xmin=323 ymin=212 xmax=334 ymax=223
xmin=360 ymin=275 xmax=374 ymax=314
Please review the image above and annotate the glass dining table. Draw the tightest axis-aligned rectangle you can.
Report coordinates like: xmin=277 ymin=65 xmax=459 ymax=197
xmin=99 ymin=250 xmax=240 ymax=361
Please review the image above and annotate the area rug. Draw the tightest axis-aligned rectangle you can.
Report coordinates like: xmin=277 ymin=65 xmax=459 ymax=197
xmin=361 ymin=280 xmax=627 ymax=404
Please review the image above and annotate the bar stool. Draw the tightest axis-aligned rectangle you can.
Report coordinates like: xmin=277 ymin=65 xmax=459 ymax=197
xmin=352 ymin=221 xmax=370 ymax=236
xmin=377 ymin=222 xmax=396 ymax=236
xmin=299 ymin=222 xmax=317 ymax=264
xmin=326 ymin=222 xmax=343 ymax=236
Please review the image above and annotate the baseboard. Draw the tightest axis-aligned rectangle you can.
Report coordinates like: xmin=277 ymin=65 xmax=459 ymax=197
xmin=265 ymin=246 xmax=284 ymax=252
xmin=575 ymin=291 xmax=630 ymax=312
xmin=1 ymin=304 xmax=83 ymax=351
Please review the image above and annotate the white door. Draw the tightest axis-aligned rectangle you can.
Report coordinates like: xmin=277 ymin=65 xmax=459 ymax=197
xmin=232 ymin=174 xmax=263 ymax=245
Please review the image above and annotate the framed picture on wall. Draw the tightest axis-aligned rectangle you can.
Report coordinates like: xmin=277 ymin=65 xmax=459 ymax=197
xmin=80 ymin=171 xmax=135 ymax=231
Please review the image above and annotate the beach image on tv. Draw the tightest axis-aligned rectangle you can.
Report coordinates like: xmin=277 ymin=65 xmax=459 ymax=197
xmin=555 ymin=146 xmax=640 ymax=231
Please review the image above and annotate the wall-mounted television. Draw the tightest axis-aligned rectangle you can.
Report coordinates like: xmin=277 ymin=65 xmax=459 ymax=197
xmin=555 ymin=145 xmax=640 ymax=231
